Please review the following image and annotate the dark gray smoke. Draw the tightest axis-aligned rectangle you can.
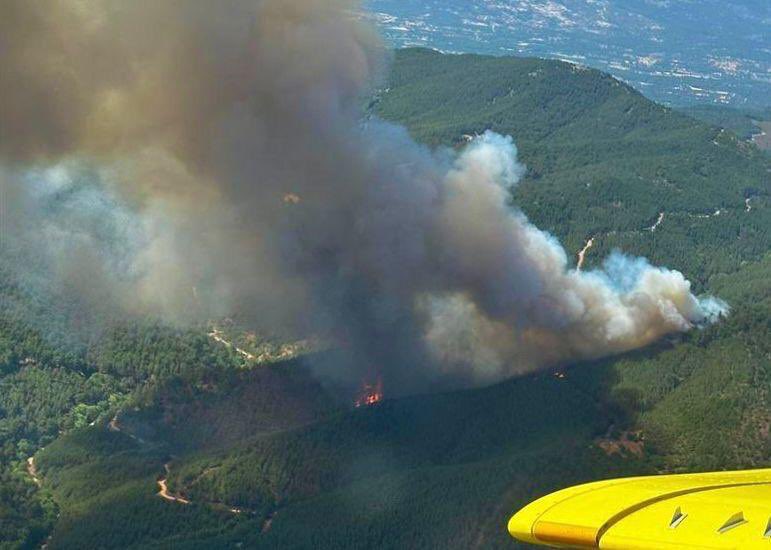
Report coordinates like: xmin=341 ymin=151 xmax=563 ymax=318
xmin=0 ymin=0 xmax=725 ymax=392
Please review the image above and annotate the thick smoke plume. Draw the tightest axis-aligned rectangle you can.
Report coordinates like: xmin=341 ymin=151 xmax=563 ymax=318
xmin=0 ymin=0 xmax=725 ymax=391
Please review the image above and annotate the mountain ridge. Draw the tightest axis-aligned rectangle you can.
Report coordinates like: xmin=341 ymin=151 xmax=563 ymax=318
xmin=1 ymin=48 xmax=768 ymax=549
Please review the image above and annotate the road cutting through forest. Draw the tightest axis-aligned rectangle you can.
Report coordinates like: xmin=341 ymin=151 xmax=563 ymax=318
xmin=574 ymin=203 xmax=752 ymax=269
xmin=648 ymin=212 xmax=665 ymax=231
xmin=208 ymin=329 xmax=256 ymax=361
xmin=157 ymin=463 xmax=249 ymax=515
xmin=157 ymin=463 xmax=191 ymax=504
xmin=576 ymin=237 xmax=594 ymax=270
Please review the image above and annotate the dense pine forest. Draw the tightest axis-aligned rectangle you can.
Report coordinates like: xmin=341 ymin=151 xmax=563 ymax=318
xmin=1 ymin=49 xmax=769 ymax=549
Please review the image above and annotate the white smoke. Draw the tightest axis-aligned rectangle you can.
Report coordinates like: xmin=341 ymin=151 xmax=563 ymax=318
xmin=419 ymin=132 xmax=727 ymax=383
xmin=0 ymin=0 xmax=727 ymax=392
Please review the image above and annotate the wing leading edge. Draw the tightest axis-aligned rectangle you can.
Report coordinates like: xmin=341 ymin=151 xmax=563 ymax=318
xmin=508 ymin=468 xmax=771 ymax=549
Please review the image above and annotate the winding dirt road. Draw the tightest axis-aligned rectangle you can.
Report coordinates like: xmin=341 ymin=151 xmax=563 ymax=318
xmin=575 ymin=201 xmax=755 ymax=269
xmin=208 ymin=329 xmax=256 ymax=361
xmin=648 ymin=212 xmax=665 ymax=231
xmin=576 ymin=237 xmax=594 ymax=271
xmin=157 ymin=463 xmax=191 ymax=504
xmin=157 ymin=463 xmax=250 ymax=515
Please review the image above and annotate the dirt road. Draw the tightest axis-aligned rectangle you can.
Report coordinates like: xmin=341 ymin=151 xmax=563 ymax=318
xmin=648 ymin=212 xmax=664 ymax=231
xmin=208 ymin=329 xmax=256 ymax=361
xmin=157 ymin=463 xmax=191 ymax=504
xmin=576 ymin=237 xmax=594 ymax=270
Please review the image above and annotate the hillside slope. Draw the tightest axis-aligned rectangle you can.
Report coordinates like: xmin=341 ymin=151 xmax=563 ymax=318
xmin=3 ymin=49 xmax=769 ymax=549
xmin=373 ymin=49 xmax=770 ymax=288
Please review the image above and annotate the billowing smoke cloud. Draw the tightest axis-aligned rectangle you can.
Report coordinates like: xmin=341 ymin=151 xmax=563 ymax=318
xmin=0 ymin=0 xmax=725 ymax=392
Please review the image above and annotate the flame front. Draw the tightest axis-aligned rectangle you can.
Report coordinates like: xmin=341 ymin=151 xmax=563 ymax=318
xmin=354 ymin=377 xmax=383 ymax=408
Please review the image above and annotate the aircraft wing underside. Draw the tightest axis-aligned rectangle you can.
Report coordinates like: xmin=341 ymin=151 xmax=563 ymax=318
xmin=508 ymin=468 xmax=771 ymax=549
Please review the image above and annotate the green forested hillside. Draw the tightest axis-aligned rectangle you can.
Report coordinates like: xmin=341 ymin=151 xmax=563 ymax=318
xmin=678 ymin=105 xmax=771 ymax=141
xmin=374 ymin=49 xmax=770 ymax=288
xmin=35 ymin=360 xmax=645 ymax=549
xmin=1 ymin=49 xmax=769 ymax=549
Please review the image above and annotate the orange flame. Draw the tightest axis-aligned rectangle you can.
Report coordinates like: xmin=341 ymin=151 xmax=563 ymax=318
xmin=354 ymin=377 xmax=383 ymax=408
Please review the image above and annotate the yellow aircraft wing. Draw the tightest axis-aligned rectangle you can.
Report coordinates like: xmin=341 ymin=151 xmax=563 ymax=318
xmin=508 ymin=468 xmax=771 ymax=549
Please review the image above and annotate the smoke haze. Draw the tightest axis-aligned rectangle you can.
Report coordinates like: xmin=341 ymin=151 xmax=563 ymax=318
xmin=0 ymin=0 xmax=726 ymax=392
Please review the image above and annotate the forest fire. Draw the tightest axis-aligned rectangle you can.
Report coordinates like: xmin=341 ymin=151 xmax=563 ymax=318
xmin=354 ymin=378 xmax=383 ymax=408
